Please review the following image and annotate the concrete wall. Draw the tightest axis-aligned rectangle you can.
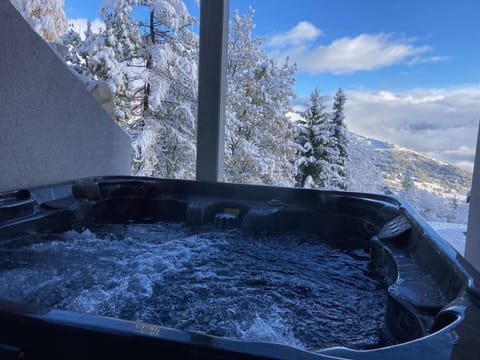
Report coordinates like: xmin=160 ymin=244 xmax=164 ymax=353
xmin=0 ymin=0 xmax=131 ymax=192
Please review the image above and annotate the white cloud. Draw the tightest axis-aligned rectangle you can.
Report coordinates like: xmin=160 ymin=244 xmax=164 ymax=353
xmin=444 ymin=146 xmax=476 ymax=157
xmin=406 ymin=55 xmax=450 ymax=66
xmin=341 ymin=85 xmax=480 ymax=171
xmin=267 ymin=23 xmax=446 ymax=74
xmin=68 ymin=18 xmax=105 ymax=39
xmin=292 ymin=33 xmax=430 ymax=74
xmin=267 ymin=21 xmax=321 ymax=48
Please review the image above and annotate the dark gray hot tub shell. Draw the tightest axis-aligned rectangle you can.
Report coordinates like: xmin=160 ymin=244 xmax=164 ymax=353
xmin=0 ymin=176 xmax=479 ymax=360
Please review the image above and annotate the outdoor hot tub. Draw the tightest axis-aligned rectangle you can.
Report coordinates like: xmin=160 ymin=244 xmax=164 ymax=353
xmin=0 ymin=176 xmax=479 ymax=359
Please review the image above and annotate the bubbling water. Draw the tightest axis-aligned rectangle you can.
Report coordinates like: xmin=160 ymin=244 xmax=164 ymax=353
xmin=0 ymin=223 xmax=391 ymax=350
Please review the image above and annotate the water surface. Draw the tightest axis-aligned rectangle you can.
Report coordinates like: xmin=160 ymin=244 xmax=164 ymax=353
xmin=0 ymin=223 xmax=391 ymax=350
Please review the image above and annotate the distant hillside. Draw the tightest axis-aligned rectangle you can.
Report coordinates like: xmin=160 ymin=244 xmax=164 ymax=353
xmin=372 ymin=141 xmax=472 ymax=199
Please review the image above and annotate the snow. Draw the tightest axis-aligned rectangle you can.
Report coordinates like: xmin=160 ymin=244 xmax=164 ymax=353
xmin=11 ymin=0 xmax=68 ymax=42
xmin=429 ymin=222 xmax=466 ymax=255
xmin=286 ymin=111 xmax=303 ymax=123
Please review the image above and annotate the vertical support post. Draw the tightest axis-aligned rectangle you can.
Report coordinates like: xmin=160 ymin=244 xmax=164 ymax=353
xmin=196 ymin=0 xmax=229 ymax=182
xmin=466 ymin=123 xmax=480 ymax=271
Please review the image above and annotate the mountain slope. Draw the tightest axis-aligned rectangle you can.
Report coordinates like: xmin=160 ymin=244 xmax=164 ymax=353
xmin=373 ymin=141 xmax=472 ymax=199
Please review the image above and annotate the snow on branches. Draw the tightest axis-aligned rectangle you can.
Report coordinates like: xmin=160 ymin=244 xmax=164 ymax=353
xmin=225 ymin=8 xmax=297 ymax=186
xmin=294 ymin=88 xmax=348 ymax=190
xmin=10 ymin=0 xmax=68 ymax=43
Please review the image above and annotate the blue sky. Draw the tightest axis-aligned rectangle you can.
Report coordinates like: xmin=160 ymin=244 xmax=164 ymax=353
xmin=229 ymin=0 xmax=480 ymax=97
xmin=65 ymin=0 xmax=480 ymax=170
xmin=65 ymin=0 xmax=480 ymax=95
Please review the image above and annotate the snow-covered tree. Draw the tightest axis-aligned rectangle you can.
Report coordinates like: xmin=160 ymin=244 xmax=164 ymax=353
xmin=330 ymin=88 xmax=349 ymax=189
xmin=345 ymin=134 xmax=386 ymax=193
xmin=99 ymin=0 xmax=143 ymax=125
xmin=225 ymin=8 xmax=296 ymax=186
xmin=61 ymin=3 xmax=295 ymax=183
xmin=294 ymin=89 xmax=328 ymax=188
xmin=401 ymin=168 xmax=415 ymax=191
xmin=62 ymin=0 xmax=199 ymax=178
xmin=10 ymin=0 xmax=68 ymax=43
xmin=295 ymin=88 xmax=349 ymax=190
xmin=133 ymin=0 xmax=198 ymax=116
xmin=400 ymin=187 xmax=454 ymax=222
xmin=397 ymin=169 xmax=467 ymax=223
xmin=128 ymin=0 xmax=199 ymax=178
xmin=62 ymin=0 xmax=142 ymax=126
xmin=295 ymin=88 xmax=345 ymax=189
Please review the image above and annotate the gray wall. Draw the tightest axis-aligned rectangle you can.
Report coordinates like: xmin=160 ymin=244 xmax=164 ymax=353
xmin=466 ymin=126 xmax=480 ymax=271
xmin=0 ymin=0 xmax=131 ymax=192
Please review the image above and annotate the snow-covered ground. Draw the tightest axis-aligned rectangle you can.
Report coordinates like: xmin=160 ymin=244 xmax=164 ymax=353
xmin=429 ymin=222 xmax=467 ymax=255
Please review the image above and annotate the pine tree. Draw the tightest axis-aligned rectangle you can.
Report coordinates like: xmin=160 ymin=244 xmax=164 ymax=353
xmin=294 ymin=88 xmax=334 ymax=188
xmin=330 ymin=88 xmax=349 ymax=190
xmin=295 ymin=89 xmax=321 ymax=187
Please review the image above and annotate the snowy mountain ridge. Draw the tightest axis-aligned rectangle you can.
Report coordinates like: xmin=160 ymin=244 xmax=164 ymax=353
xmin=352 ymin=133 xmax=472 ymax=199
